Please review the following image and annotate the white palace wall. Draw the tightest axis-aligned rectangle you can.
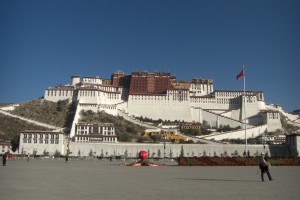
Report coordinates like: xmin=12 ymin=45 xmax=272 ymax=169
xmin=44 ymin=88 xmax=74 ymax=102
xmin=192 ymin=109 xmax=244 ymax=128
xmin=127 ymin=94 xmax=192 ymax=121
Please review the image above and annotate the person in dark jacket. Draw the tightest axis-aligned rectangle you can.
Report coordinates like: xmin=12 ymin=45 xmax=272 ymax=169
xmin=2 ymin=152 xmax=7 ymax=166
xmin=258 ymin=153 xmax=273 ymax=182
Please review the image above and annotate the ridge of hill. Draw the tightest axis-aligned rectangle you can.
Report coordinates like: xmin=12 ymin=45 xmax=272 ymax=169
xmin=1 ymin=99 xmax=145 ymax=144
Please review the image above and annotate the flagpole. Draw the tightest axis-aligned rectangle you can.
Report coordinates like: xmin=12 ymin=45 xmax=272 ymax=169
xmin=243 ymin=65 xmax=247 ymax=154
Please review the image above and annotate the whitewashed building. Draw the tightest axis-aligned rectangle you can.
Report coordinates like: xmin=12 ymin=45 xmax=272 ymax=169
xmin=74 ymin=123 xmax=117 ymax=143
xmin=19 ymin=131 xmax=66 ymax=156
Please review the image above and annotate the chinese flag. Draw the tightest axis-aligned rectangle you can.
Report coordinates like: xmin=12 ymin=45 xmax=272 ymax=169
xmin=236 ymin=69 xmax=245 ymax=80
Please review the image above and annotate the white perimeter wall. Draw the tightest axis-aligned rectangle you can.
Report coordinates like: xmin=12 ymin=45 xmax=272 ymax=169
xmin=68 ymin=142 xmax=289 ymax=157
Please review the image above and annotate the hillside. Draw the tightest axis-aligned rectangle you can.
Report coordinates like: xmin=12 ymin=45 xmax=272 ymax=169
xmin=10 ymin=99 xmax=71 ymax=127
xmin=79 ymin=110 xmax=145 ymax=142
xmin=2 ymin=99 xmax=145 ymax=143
xmin=0 ymin=113 xmax=51 ymax=151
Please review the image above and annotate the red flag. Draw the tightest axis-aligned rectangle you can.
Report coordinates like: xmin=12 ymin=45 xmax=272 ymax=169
xmin=236 ymin=69 xmax=245 ymax=80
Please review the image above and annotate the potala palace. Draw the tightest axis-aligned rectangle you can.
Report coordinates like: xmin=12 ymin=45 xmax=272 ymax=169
xmin=6 ymin=70 xmax=299 ymax=157
xmin=44 ymin=71 xmax=296 ymax=138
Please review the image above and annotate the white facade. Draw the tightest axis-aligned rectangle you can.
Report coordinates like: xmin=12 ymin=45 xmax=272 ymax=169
xmin=74 ymin=123 xmax=118 ymax=143
xmin=262 ymin=111 xmax=282 ymax=132
xmin=19 ymin=131 xmax=66 ymax=156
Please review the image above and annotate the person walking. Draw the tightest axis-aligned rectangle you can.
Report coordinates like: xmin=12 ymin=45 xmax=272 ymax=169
xmin=258 ymin=153 xmax=273 ymax=182
xmin=2 ymin=152 xmax=7 ymax=166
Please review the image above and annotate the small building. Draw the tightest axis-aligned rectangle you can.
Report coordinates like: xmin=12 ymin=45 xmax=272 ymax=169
xmin=258 ymin=134 xmax=286 ymax=144
xmin=19 ymin=130 xmax=66 ymax=156
xmin=143 ymin=129 xmax=188 ymax=143
xmin=180 ymin=122 xmax=201 ymax=131
xmin=74 ymin=123 xmax=118 ymax=143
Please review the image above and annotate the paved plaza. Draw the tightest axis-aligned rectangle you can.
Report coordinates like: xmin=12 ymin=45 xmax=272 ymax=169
xmin=1 ymin=158 xmax=299 ymax=200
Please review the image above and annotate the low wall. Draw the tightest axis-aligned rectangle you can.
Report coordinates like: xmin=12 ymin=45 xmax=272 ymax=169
xmin=68 ymin=142 xmax=289 ymax=158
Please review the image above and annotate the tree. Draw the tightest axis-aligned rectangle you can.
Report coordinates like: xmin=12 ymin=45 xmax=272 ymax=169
xmin=157 ymin=149 xmax=161 ymax=158
xmin=223 ymin=150 xmax=228 ymax=157
xmin=124 ymin=150 xmax=128 ymax=159
xmin=54 ymin=149 xmax=61 ymax=157
xmin=32 ymin=149 xmax=37 ymax=157
xmin=118 ymin=132 xmax=132 ymax=142
xmin=202 ymin=120 xmax=210 ymax=129
xmin=136 ymin=136 xmax=146 ymax=143
xmin=10 ymin=135 xmax=20 ymax=152
xmin=150 ymin=134 xmax=161 ymax=143
xmin=233 ymin=150 xmax=239 ymax=156
xmin=43 ymin=149 xmax=49 ymax=156
xmin=180 ymin=145 xmax=184 ymax=157
xmin=169 ymin=149 xmax=173 ymax=158
xmin=89 ymin=149 xmax=94 ymax=157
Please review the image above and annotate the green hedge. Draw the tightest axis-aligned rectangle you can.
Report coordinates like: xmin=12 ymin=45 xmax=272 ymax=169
xmin=178 ymin=157 xmax=300 ymax=166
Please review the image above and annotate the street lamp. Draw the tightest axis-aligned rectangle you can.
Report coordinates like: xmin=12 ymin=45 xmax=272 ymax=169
xmin=163 ymin=132 xmax=166 ymax=158
xmin=66 ymin=134 xmax=70 ymax=162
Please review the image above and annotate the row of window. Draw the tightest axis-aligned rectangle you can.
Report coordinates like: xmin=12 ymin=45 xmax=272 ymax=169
xmin=23 ymin=139 xmax=59 ymax=144
xmin=131 ymin=96 xmax=190 ymax=101
xmin=76 ymin=131 xmax=114 ymax=135
xmin=76 ymin=136 xmax=117 ymax=142
xmin=23 ymin=134 xmax=59 ymax=140
xmin=77 ymin=126 xmax=114 ymax=131
xmin=47 ymin=87 xmax=120 ymax=98
xmin=82 ymin=78 xmax=101 ymax=84
xmin=78 ymin=91 xmax=121 ymax=99
xmin=47 ymin=90 xmax=72 ymax=97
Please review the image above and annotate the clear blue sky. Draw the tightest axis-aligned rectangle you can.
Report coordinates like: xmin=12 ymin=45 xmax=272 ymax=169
xmin=0 ymin=0 xmax=299 ymax=112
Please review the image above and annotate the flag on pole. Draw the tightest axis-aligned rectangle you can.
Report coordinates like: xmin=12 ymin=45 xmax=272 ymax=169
xmin=236 ymin=68 xmax=245 ymax=80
